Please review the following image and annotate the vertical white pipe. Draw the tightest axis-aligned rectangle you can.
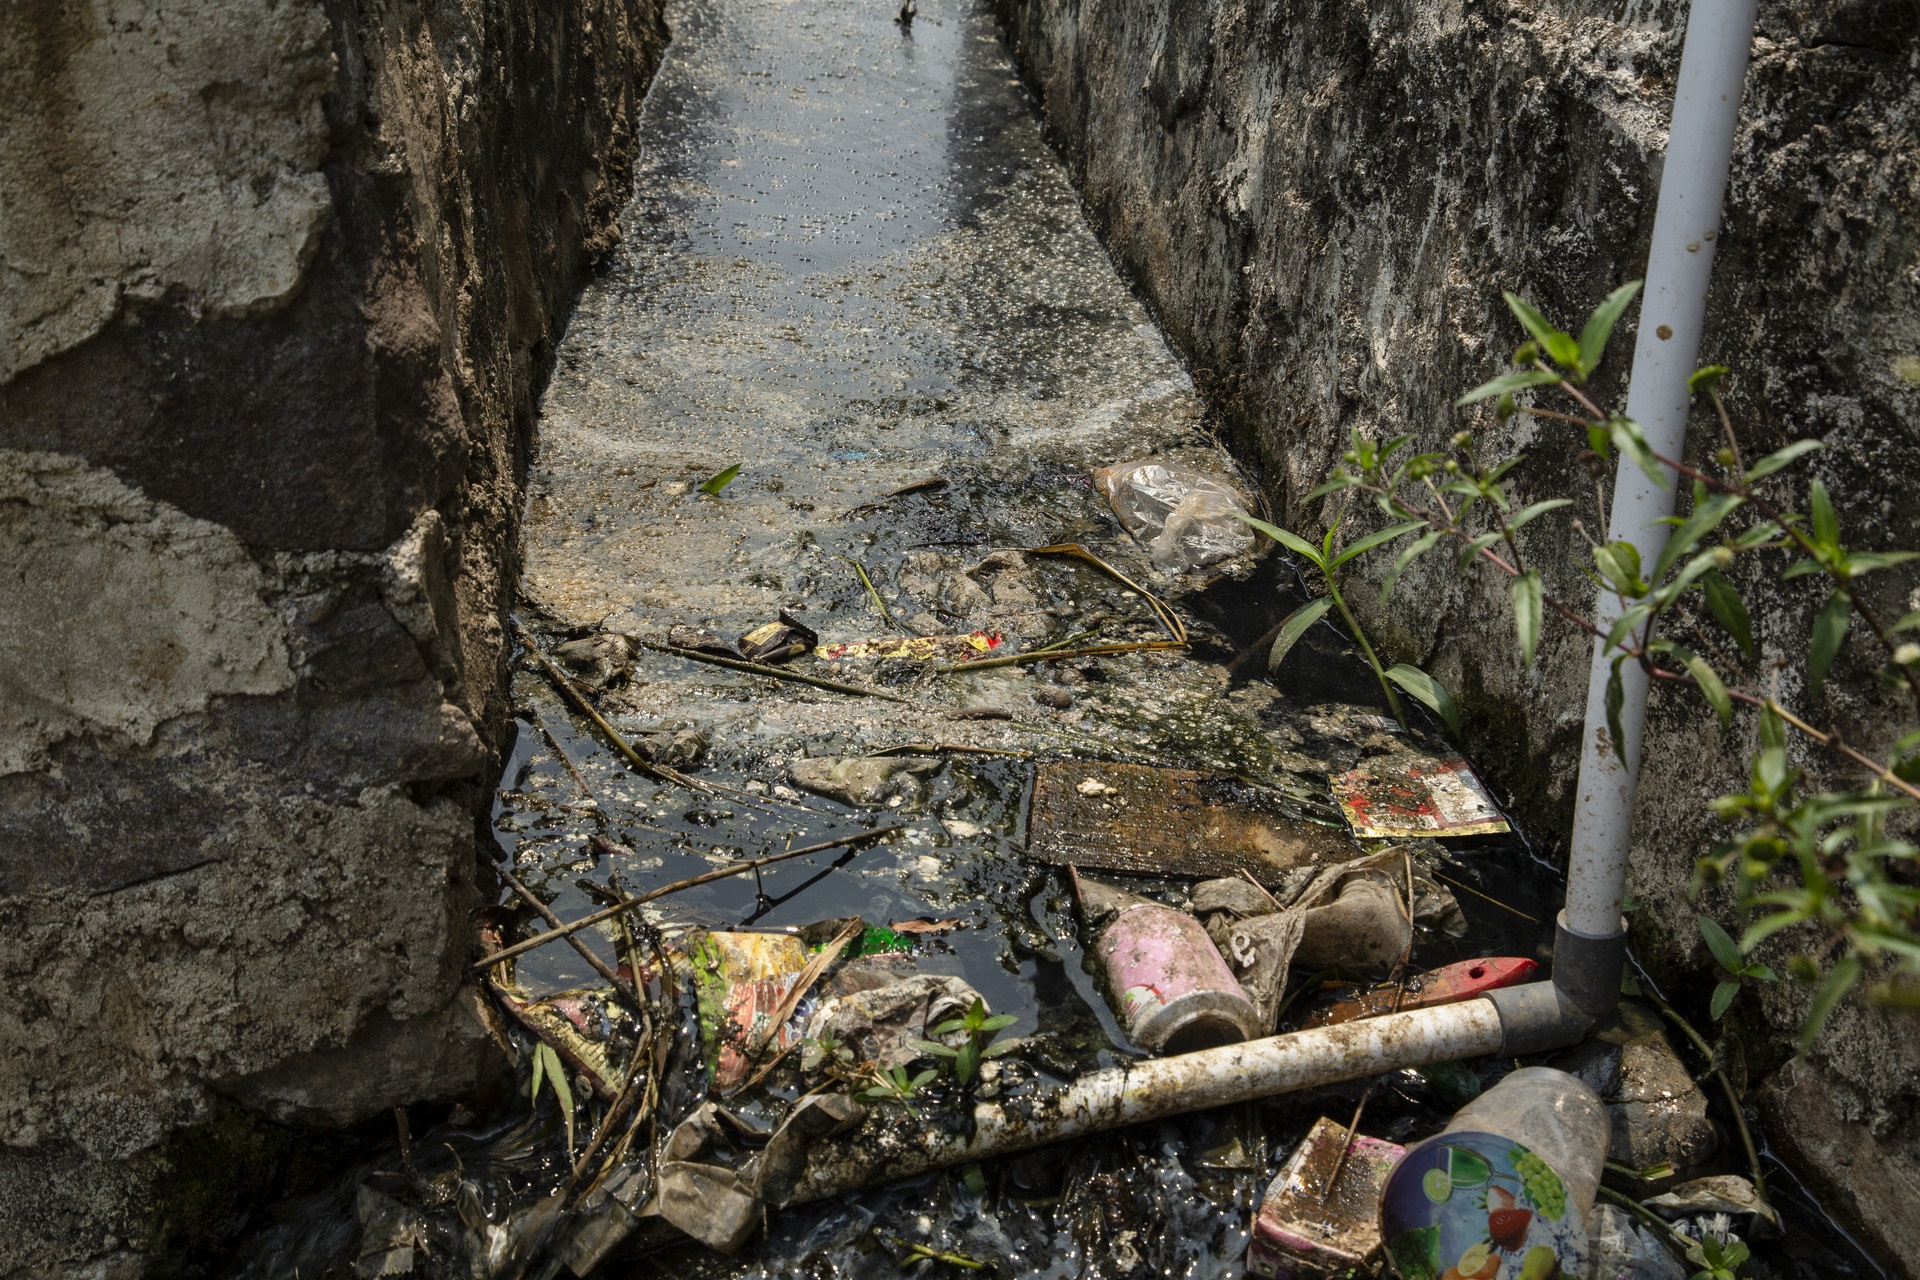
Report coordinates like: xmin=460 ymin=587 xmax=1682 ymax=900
xmin=1563 ymin=0 xmax=1760 ymax=939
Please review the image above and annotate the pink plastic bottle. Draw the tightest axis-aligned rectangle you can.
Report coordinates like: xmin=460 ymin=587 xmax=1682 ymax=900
xmin=1096 ymin=902 xmax=1262 ymax=1053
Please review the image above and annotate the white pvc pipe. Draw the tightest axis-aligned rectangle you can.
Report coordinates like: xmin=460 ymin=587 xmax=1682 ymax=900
xmin=787 ymin=999 xmax=1505 ymax=1203
xmin=1563 ymin=0 xmax=1759 ymax=939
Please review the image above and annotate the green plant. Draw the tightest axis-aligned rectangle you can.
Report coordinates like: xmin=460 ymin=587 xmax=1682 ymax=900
xmin=1279 ymin=284 xmax=1920 ymax=1048
xmin=529 ymin=1042 xmax=577 ymax=1152
xmin=800 ymin=1031 xmax=857 ymax=1079
xmin=1234 ymin=512 xmax=1452 ymax=731
xmin=913 ymin=997 xmax=1018 ymax=1089
xmin=1698 ymin=915 xmax=1778 ymax=1021
xmin=1685 ymin=1231 xmax=1751 ymax=1280
xmin=855 ymin=1062 xmax=938 ymax=1117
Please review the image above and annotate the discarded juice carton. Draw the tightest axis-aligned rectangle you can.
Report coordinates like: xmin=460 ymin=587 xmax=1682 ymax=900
xmin=1334 ymin=754 xmax=1509 ymax=839
xmin=1247 ymin=1117 xmax=1404 ymax=1278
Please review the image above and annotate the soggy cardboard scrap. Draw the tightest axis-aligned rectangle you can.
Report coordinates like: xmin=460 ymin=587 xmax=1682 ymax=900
xmin=1247 ymin=1116 xmax=1404 ymax=1278
xmin=1334 ymin=754 xmax=1509 ymax=839
xmin=1028 ymin=762 xmax=1352 ymax=881
xmin=817 ymin=632 xmax=1001 ymax=662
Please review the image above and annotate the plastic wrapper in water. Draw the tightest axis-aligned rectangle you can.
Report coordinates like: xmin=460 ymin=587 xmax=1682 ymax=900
xmin=1093 ymin=458 xmax=1255 ymax=572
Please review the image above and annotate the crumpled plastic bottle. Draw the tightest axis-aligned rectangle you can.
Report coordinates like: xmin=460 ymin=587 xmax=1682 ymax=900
xmin=1093 ymin=458 xmax=1255 ymax=572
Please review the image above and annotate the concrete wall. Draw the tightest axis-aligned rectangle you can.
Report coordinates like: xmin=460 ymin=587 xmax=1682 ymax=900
xmin=0 ymin=0 xmax=665 ymax=1271
xmin=992 ymin=0 xmax=1920 ymax=1264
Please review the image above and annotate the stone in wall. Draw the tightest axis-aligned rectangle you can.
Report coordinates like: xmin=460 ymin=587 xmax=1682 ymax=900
xmin=0 ymin=0 xmax=666 ymax=1271
xmin=992 ymin=0 xmax=1920 ymax=1263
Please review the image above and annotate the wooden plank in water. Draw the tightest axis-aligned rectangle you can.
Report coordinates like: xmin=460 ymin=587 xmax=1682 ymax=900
xmin=1026 ymin=761 xmax=1353 ymax=882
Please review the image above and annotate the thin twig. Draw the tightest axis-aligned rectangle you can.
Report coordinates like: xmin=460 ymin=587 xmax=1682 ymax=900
xmin=839 ymin=555 xmax=904 ymax=634
xmin=1430 ymin=870 xmax=1540 ymax=922
xmin=1026 ymin=543 xmax=1189 ymax=643
xmin=1641 ymin=987 xmax=1768 ymax=1198
xmin=500 ymin=867 xmax=643 ymax=1011
xmin=538 ymin=718 xmax=597 ymax=802
xmin=639 ymin=639 xmax=915 ymax=702
xmin=941 ymin=639 xmax=1186 ymax=673
xmin=473 ymin=827 xmax=904 ymax=970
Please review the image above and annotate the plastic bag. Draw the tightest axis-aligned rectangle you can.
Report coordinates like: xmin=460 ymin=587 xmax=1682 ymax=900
xmin=1093 ymin=459 xmax=1255 ymax=572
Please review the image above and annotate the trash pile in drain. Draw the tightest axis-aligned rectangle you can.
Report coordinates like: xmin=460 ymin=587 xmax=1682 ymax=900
xmin=226 ymin=453 xmax=1825 ymax=1280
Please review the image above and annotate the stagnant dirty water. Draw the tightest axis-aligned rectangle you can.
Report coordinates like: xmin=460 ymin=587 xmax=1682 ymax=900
xmin=224 ymin=0 xmax=1882 ymax=1276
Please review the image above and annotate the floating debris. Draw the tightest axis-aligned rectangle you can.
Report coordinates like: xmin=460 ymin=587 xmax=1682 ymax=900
xmin=1247 ymin=1117 xmax=1403 ymax=1279
xmin=1028 ymin=762 xmax=1352 ymax=881
xmin=1334 ymin=754 xmax=1510 ymax=838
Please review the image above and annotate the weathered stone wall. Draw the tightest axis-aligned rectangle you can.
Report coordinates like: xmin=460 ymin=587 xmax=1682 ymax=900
xmin=992 ymin=0 xmax=1920 ymax=1264
xmin=0 ymin=0 xmax=665 ymax=1271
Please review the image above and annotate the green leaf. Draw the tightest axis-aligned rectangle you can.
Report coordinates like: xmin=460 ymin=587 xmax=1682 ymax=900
xmin=1809 ymin=588 xmax=1852 ymax=695
xmin=530 ymin=1039 xmax=548 ymax=1104
xmin=547 ymin=1047 xmax=576 ymax=1150
xmin=1454 ymin=369 xmax=1562 ymax=406
xmin=1710 ymin=979 xmax=1740 ymax=1021
xmin=1303 ymin=474 xmax=1361 ymax=502
xmin=698 ymin=463 xmax=742 ymax=495
xmin=1609 ymin=414 xmax=1669 ymax=488
xmin=1508 ymin=498 xmax=1572 ymax=532
xmin=981 ymin=1038 xmax=1020 ymax=1058
xmin=1385 ymin=664 xmax=1461 ymax=733
xmin=1578 ymin=281 xmax=1642 ymax=375
xmin=1458 ymin=531 xmax=1503 ymax=569
xmin=1330 ymin=520 xmax=1427 ymax=569
xmin=1593 ymin=541 xmax=1646 ymax=597
xmin=1800 ymin=955 xmax=1862 ymax=1055
xmin=1381 ymin=530 xmax=1444 ymax=605
xmin=1512 ymin=570 xmax=1543 ymax=667
xmin=1653 ymin=493 xmax=1744 ymax=583
xmin=1698 ymin=915 xmax=1745 ymax=975
xmin=1504 ymin=293 xmax=1579 ymax=369
xmin=1235 ymin=513 xmax=1328 ymax=572
xmin=1893 ymin=611 xmax=1920 ymax=635
xmin=1605 ymin=601 xmax=1655 ymax=652
xmin=1702 ymin=570 xmax=1755 ymax=656
xmin=1809 ymin=479 xmax=1838 ymax=547
xmin=1268 ymin=597 xmax=1333 ymax=674
xmin=978 ymin=1013 xmax=1018 ymax=1032
xmin=1605 ymin=654 xmax=1629 ymax=761
xmin=1670 ymin=644 xmax=1732 ymax=730
xmin=1844 ymin=550 xmax=1920 ymax=576
xmin=1688 ymin=365 xmax=1730 ymax=394
xmin=1745 ymin=439 xmax=1823 ymax=481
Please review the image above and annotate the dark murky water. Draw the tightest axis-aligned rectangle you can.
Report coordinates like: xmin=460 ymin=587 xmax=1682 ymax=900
xmin=220 ymin=0 xmax=1882 ymax=1275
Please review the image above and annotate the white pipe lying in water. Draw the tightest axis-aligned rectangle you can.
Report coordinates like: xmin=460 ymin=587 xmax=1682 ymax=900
xmin=785 ymin=998 xmax=1505 ymax=1204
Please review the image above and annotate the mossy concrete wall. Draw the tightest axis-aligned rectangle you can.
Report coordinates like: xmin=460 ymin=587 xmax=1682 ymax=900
xmin=992 ymin=0 xmax=1920 ymax=1263
xmin=0 ymin=1 xmax=665 ymax=1272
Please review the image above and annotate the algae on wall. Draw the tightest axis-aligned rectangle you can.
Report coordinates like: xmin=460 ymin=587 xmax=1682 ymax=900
xmin=992 ymin=0 xmax=1920 ymax=1263
xmin=0 ymin=1 xmax=666 ymax=1272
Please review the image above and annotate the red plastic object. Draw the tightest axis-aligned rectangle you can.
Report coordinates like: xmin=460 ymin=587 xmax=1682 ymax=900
xmin=1299 ymin=956 xmax=1538 ymax=1028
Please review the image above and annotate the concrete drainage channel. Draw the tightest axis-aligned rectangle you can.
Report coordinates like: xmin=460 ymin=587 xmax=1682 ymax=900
xmin=203 ymin=0 xmax=1894 ymax=1276
xmin=0 ymin=0 xmax=1893 ymax=1274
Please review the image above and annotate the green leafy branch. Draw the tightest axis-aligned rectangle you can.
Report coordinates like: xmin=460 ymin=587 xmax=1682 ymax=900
xmin=1275 ymin=283 xmax=1920 ymax=1045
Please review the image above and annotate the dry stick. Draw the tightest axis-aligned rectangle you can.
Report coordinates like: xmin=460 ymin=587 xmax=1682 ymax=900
xmin=1430 ymin=869 xmax=1540 ymax=922
xmin=1237 ymin=867 xmax=1284 ymax=911
xmin=521 ymin=634 xmax=818 ymax=815
xmin=638 ymin=639 xmax=916 ymax=702
xmin=537 ymin=717 xmax=597 ymax=802
xmin=569 ymin=1014 xmax=652 ymax=1183
xmin=500 ymin=867 xmax=642 ymax=1008
xmin=1641 ymin=986 xmax=1769 ymax=1199
xmin=1320 ymin=853 xmax=1419 ymax=1199
xmin=941 ymin=639 xmax=1187 ymax=673
xmin=839 ymin=555 xmax=904 ymax=634
xmin=473 ymin=827 xmax=906 ymax=971
xmin=1026 ymin=543 xmax=1189 ymax=643
xmin=872 ymin=741 xmax=1034 ymax=758
xmin=844 ymin=476 xmax=948 ymax=519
